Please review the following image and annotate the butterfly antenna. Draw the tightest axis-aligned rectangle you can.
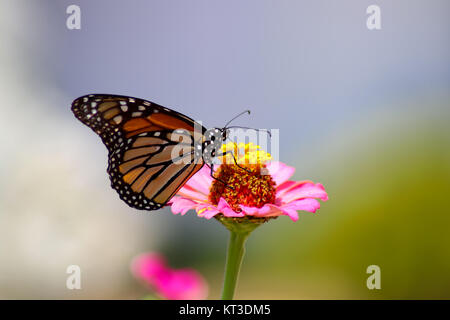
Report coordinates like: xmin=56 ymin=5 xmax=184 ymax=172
xmin=223 ymin=110 xmax=251 ymax=129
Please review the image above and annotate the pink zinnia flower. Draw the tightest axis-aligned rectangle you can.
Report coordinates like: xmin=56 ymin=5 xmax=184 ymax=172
xmin=170 ymin=143 xmax=328 ymax=222
xmin=131 ymin=253 xmax=208 ymax=300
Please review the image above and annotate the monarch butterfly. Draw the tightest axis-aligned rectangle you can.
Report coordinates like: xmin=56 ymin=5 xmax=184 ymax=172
xmin=71 ymin=94 xmax=250 ymax=211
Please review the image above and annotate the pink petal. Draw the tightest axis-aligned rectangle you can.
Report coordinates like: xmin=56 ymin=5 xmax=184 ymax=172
xmin=155 ymin=269 xmax=208 ymax=300
xmin=266 ymin=161 xmax=295 ymax=186
xmin=239 ymin=204 xmax=279 ymax=217
xmin=131 ymin=253 xmax=208 ymax=300
xmin=238 ymin=203 xmax=300 ymax=221
xmin=200 ymin=209 xmax=220 ymax=219
xmin=180 ymin=166 xmax=213 ymax=195
xmin=276 ymin=180 xmax=313 ymax=195
xmin=131 ymin=253 xmax=168 ymax=284
xmin=170 ymin=197 xmax=198 ymax=215
xmin=177 ymin=184 xmax=208 ymax=201
xmin=196 ymin=204 xmax=221 ymax=219
xmin=239 ymin=204 xmax=266 ymax=216
xmin=217 ymin=198 xmax=245 ymax=217
xmin=280 ymin=207 xmax=300 ymax=221
xmin=283 ymin=198 xmax=321 ymax=213
xmin=277 ymin=182 xmax=329 ymax=204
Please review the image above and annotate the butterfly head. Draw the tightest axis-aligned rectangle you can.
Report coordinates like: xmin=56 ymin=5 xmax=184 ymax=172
xmin=206 ymin=110 xmax=251 ymax=145
xmin=201 ymin=110 xmax=257 ymax=164
xmin=204 ymin=127 xmax=228 ymax=143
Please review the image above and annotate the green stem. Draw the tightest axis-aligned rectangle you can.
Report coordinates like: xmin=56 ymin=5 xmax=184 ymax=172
xmin=221 ymin=230 xmax=250 ymax=300
xmin=216 ymin=215 xmax=267 ymax=300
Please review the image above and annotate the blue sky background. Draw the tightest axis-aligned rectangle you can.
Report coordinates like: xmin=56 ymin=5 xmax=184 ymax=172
xmin=40 ymin=0 xmax=450 ymax=160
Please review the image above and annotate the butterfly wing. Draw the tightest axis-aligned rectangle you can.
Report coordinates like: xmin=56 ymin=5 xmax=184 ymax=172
xmin=71 ymin=94 xmax=205 ymax=210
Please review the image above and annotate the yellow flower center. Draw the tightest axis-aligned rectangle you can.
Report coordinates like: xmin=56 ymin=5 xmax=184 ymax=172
xmin=208 ymin=143 xmax=276 ymax=212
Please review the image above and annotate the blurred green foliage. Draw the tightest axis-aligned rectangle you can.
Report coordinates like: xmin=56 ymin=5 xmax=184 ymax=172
xmin=239 ymin=99 xmax=450 ymax=299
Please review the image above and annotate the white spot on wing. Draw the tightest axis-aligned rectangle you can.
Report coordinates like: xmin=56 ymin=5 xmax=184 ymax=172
xmin=113 ymin=115 xmax=123 ymax=124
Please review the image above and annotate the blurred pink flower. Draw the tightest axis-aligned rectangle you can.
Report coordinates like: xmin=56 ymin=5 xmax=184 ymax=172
xmin=131 ymin=253 xmax=208 ymax=300
xmin=170 ymin=161 xmax=328 ymax=222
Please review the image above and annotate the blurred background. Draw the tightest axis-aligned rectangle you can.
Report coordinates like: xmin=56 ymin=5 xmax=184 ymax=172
xmin=0 ymin=0 xmax=449 ymax=299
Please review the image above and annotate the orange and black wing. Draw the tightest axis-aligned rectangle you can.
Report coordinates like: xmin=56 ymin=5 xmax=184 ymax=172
xmin=71 ymin=94 xmax=205 ymax=210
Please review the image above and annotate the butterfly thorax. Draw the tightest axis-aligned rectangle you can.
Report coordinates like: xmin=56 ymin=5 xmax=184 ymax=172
xmin=200 ymin=127 xmax=228 ymax=165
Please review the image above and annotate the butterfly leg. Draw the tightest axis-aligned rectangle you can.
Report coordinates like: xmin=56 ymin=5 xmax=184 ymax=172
xmin=208 ymin=164 xmax=234 ymax=190
xmin=231 ymin=152 xmax=252 ymax=173
xmin=218 ymin=149 xmax=252 ymax=173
